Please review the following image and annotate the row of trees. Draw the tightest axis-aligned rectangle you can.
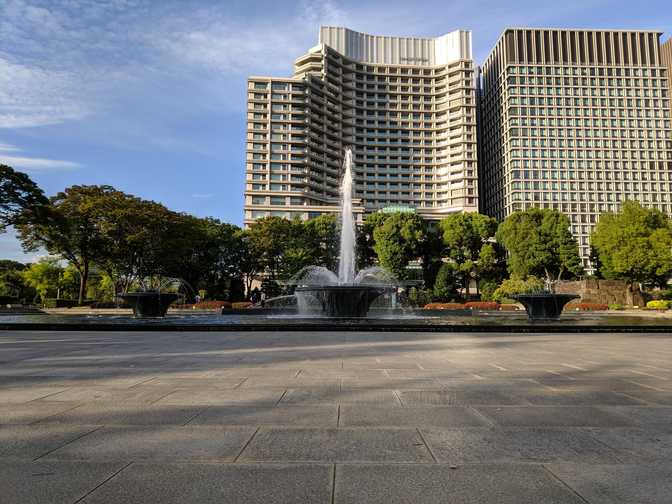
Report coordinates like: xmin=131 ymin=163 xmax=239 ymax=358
xmin=3 ymin=163 xmax=672 ymax=305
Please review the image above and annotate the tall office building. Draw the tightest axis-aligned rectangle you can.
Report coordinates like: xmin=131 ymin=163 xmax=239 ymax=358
xmin=480 ymin=29 xmax=672 ymax=269
xmin=662 ymin=37 xmax=672 ymax=116
xmin=244 ymin=26 xmax=479 ymax=226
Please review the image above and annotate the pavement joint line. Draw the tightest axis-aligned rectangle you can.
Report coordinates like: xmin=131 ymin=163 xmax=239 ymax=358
xmin=628 ymin=369 xmax=668 ymax=380
xmin=26 ymin=387 xmax=74 ymax=403
xmin=336 ymin=404 xmax=341 ymax=427
xmin=392 ymin=390 xmax=404 ymax=407
xmin=148 ymin=389 xmax=180 ymax=405
xmin=617 ymin=390 xmax=657 ymax=406
xmin=330 ymin=464 xmax=337 ymax=504
xmin=233 ymin=377 xmax=248 ymax=389
xmin=71 ymin=460 xmax=134 ymax=504
xmin=541 ymin=464 xmax=592 ymax=504
xmin=30 ymin=402 xmax=85 ymax=425
xmin=467 ymin=406 xmax=497 ymax=427
xmin=489 ymin=363 xmax=508 ymax=371
xmin=32 ymin=425 xmax=103 ymax=462
xmin=233 ymin=426 xmax=260 ymax=463
xmin=274 ymin=390 xmax=288 ymax=406
xmin=623 ymin=379 xmax=666 ymax=391
xmin=416 ymin=428 xmax=438 ymax=463
xmin=639 ymin=364 xmax=671 ymax=372
xmin=561 ymin=363 xmax=588 ymax=371
xmin=181 ymin=406 xmax=209 ymax=426
xmin=126 ymin=376 xmax=158 ymax=389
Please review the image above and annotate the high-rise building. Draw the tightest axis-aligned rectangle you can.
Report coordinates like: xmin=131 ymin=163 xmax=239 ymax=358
xmin=244 ymin=26 xmax=479 ymax=227
xmin=662 ymin=37 xmax=672 ymax=116
xmin=480 ymin=29 xmax=672 ymax=269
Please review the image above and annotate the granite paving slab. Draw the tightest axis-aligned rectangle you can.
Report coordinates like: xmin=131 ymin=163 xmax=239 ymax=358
xmin=0 ymin=460 xmax=128 ymax=504
xmin=548 ymin=463 xmax=672 ymax=504
xmin=189 ymin=405 xmax=338 ymax=427
xmin=38 ymin=404 xmax=206 ymax=426
xmin=281 ymin=388 xmax=400 ymax=405
xmin=81 ymin=462 xmax=333 ymax=504
xmin=0 ymin=387 xmax=68 ymax=403
xmin=339 ymin=405 xmax=490 ymax=428
xmin=398 ymin=389 xmax=530 ymax=406
xmin=477 ymin=406 xmax=636 ymax=427
xmin=154 ymin=389 xmax=284 ymax=406
xmin=42 ymin=425 xmax=255 ymax=462
xmin=422 ymin=427 xmax=623 ymax=463
xmin=0 ymin=424 xmax=99 ymax=460
xmin=334 ymin=464 xmax=586 ymax=504
xmin=585 ymin=427 xmax=672 ymax=461
xmin=239 ymin=427 xmax=433 ymax=462
xmin=0 ymin=402 xmax=81 ymax=425
xmin=39 ymin=386 xmax=175 ymax=403
xmin=598 ymin=406 xmax=672 ymax=428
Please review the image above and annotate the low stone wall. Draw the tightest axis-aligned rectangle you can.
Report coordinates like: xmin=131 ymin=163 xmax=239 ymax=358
xmin=555 ymin=279 xmax=644 ymax=307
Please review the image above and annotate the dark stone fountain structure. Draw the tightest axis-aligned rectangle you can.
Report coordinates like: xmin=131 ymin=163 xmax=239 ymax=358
xmin=121 ymin=291 xmax=178 ymax=318
xmin=512 ymin=293 xmax=579 ymax=320
xmin=295 ymin=285 xmax=391 ymax=318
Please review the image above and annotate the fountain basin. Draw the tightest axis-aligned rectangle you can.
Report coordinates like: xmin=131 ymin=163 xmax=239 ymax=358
xmin=295 ymin=285 xmax=390 ymax=317
xmin=512 ymin=293 xmax=579 ymax=320
xmin=120 ymin=292 xmax=178 ymax=318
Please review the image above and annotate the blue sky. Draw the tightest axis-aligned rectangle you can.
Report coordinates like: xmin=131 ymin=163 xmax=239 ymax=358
xmin=1 ymin=0 xmax=671 ymax=261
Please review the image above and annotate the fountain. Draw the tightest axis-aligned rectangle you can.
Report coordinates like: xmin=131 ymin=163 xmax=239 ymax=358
xmin=512 ymin=280 xmax=579 ymax=320
xmin=120 ymin=277 xmax=191 ymax=318
xmin=293 ymin=148 xmax=396 ymax=317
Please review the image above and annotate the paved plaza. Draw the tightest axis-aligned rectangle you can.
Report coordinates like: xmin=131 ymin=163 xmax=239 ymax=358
xmin=1 ymin=329 xmax=671 ymax=503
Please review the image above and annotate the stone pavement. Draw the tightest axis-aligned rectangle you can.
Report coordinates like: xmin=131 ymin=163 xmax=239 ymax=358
xmin=1 ymin=329 xmax=671 ymax=503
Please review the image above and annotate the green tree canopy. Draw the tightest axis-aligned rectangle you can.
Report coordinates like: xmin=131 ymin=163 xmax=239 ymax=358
xmin=439 ymin=212 xmax=504 ymax=295
xmin=356 ymin=212 xmax=389 ymax=269
xmin=372 ymin=212 xmax=428 ymax=279
xmin=21 ymin=258 xmax=65 ymax=301
xmin=496 ymin=208 xmax=583 ymax=282
xmin=591 ymin=200 xmax=672 ymax=287
xmin=0 ymin=165 xmax=49 ymax=233
xmin=17 ymin=185 xmax=114 ymax=304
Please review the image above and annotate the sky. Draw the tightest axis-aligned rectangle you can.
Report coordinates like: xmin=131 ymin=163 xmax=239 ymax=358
xmin=1 ymin=0 xmax=671 ymax=261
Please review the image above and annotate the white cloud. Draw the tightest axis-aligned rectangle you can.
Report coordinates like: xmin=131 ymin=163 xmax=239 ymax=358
xmin=149 ymin=0 xmax=349 ymax=75
xmin=0 ymin=143 xmax=20 ymax=152
xmin=0 ymin=154 xmax=80 ymax=171
xmin=0 ymin=57 xmax=90 ymax=129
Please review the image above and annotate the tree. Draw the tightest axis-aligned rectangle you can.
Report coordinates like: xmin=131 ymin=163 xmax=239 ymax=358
xmin=440 ymin=213 xmax=502 ymax=295
xmin=433 ymin=262 xmax=461 ymax=301
xmin=245 ymin=217 xmax=292 ymax=282
xmin=302 ymin=214 xmax=338 ymax=271
xmin=591 ymin=200 xmax=672 ymax=288
xmin=0 ymin=165 xmax=48 ymax=233
xmin=356 ymin=212 xmax=389 ymax=269
xmin=373 ymin=212 xmax=428 ymax=279
xmin=496 ymin=208 xmax=583 ymax=282
xmin=0 ymin=260 xmax=34 ymax=301
xmin=17 ymin=186 xmax=113 ymax=304
xmin=21 ymin=258 xmax=65 ymax=302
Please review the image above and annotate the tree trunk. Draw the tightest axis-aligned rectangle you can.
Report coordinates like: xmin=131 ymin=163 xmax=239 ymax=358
xmin=78 ymin=262 xmax=89 ymax=305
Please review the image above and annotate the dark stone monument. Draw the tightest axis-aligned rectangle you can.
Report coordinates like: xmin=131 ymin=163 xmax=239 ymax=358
xmin=512 ymin=293 xmax=579 ymax=320
xmin=120 ymin=292 xmax=178 ymax=318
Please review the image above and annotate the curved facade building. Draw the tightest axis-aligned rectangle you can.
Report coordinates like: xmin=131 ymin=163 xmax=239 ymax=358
xmin=244 ymin=26 xmax=479 ymax=225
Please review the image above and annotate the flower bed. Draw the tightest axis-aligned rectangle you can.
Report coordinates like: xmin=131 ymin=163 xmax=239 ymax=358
xmin=645 ymin=300 xmax=671 ymax=310
xmin=177 ymin=301 xmax=232 ymax=310
xmin=464 ymin=301 xmax=500 ymax=310
xmin=565 ymin=302 xmax=609 ymax=311
xmin=498 ymin=303 xmax=521 ymax=311
xmin=232 ymin=301 xmax=253 ymax=310
xmin=423 ymin=302 xmax=466 ymax=310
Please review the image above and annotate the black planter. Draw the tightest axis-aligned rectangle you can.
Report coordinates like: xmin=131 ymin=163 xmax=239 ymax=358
xmin=120 ymin=292 xmax=178 ymax=318
xmin=512 ymin=293 xmax=579 ymax=320
xmin=295 ymin=285 xmax=389 ymax=317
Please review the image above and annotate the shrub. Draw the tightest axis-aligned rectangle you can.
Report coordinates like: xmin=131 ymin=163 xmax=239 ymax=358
xmin=42 ymin=298 xmax=79 ymax=308
xmin=646 ymin=300 xmax=671 ymax=310
xmin=90 ymin=300 xmax=129 ymax=309
xmin=492 ymin=276 xmax=545 ymax=303
xmin=0 ymin=296 xmax=19 ymax=305
xmin=608 ymin=303 xmax=624 ymax=311
xmin=423 ymin=302 xmax=466 ymax=310
xmin=232 ymin=301 xmax=253 ymax=310
xmin=566 ymin=302 xmax=609 ymax=311
xmin=187 ymin=300 xmax=232 ymax=310
xmin=407 ymin=287 xmax=433 ymax=308
xmin=433 ymin=263 xmax=461 ymax=301
xmin=478 ymin=280 xmax=498 ymax=301
xmin=464 ymin=301 xmax=500 ymax=310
